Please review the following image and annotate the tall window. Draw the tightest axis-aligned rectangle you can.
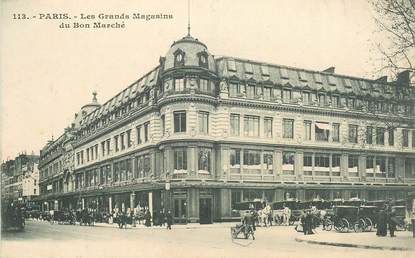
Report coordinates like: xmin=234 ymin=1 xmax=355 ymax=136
xmin=332 ymin=154 xmax=341 ymax=176
xmin=127 ymin=129 xmax=132 ymax=147
xmin=120 ymin=133 xmax=125 ymax=150
xmin=161 ymin=115 xmax=165 ymax=136
xmin=332 ymin=123 xmax=340 ymax=142
xmin=243 ymin=150 xmax=261 ymax=171
xmin=348 ymin=155 xmax=359 ymax=175
xmin=366 ymin=156 xmax=374 ymax=175
xmin=412 ymin=131 xmax=415 ymax=148
xmin=376 ymin=127 xmax=385 ymax=145
xmin=388 ymin=128 xmax=395 ymax=146
xmin=136 ymin=126 xmax=142 ymax=144
xmin=282 ymin=89 xmax=292 ymax=103
xmin=199 ymin=79 xmax=210 ymax=92
xmin=315 ymin=122 xmax=330 ymax=141
xmin=331 ymin=95 xmax=340 ymax=108
xmin=376 ymin=156 xmax=386 ymax=176
xmin=229 ymin=149 xmax=241 ymax=169
xmin=246 ymin=84 xmax=255 ymax=98
xmin=198 ymin=111 xmax=209 ymax=134
xmin=243 ymin=115 xmax=260 ymax=137
xmin=144 ymin=122 xmax=149 ymax=142
xmin=303 ymin=153 xmax=313 ymax=175
xmin=101 ymin=142 xmax=106 ymax=157
xmin=230 ymin=114 xmax=240 ymax=136
xmin=114 ymin=135 xmax=119 ymax=152
xmin=174 ymin=111 xmax=186 ymax=133
xmin=174 ymin=78 xmax=185 ymax=91
xmin=283 ymin=119 xmax=294 ymax=139
xmin=264 ymin=117 xmax=273 ymax=138
xmin=263 ymin=152 xmax=273 ymax=174
xmin=318 ymin=94 xmax=326 ymax=106
xmin=366 ymin=126 xmax=373 ymax=144
xmin=198 ymin=148 xmax=211 ymax=173
xmin=174 ymin=148 xmax=187 ymax=171
xmin=315 ymin=153 xmax=330 ymax=176
xmin=282 ymin=152 xmax=295 ymax=174
xmin=303 ymin=92 xmax=311 ymax=105
xmin=348 ymin=124 xmax=358 ymax=143
xmin=263 ymin=87 xmax=272 ymax=100
xmin=403 ymin=129 xmax=409 ymax=147
xmin=229 ymin=83 xmax=239 ymax=97
xmin=304 ymin=120 xmax=311 ymax=140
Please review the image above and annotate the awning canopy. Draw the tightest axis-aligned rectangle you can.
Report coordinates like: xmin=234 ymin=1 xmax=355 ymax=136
xmin=315 ymin=122 xmax=330 ymax=130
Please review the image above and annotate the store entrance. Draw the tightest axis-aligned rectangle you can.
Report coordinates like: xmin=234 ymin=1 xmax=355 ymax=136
xmin=199 ymin=198 xmax=212 ymax=224
xmin=173 ymin=199 xmax=187 ymax=224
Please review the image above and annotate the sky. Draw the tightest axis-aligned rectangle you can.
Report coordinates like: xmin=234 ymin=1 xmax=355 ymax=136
xmin=0 ymin=0 xmax=386 ymax=161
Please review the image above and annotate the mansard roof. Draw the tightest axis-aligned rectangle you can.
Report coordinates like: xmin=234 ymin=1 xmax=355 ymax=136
xmin=79 ymin=66 xmax=160 ymax=128
xmin=215 ymin=56 xmax=414 ymax=98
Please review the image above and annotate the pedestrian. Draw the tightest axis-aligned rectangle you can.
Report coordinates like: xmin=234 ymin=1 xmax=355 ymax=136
xmin=376 ymin=208 xmax=388 ymax=237
xmin=388 ymin=208 xmax=397 ymax=237
xmin=242 ymin=210 xmax=255 ymax=240
xmin=144 ymin=209 xmax=152 ymax=227
xmin=166 ymin=210 xmax=173 ymax=230
xmin=159 ymin=209 xmax=165 ymax=227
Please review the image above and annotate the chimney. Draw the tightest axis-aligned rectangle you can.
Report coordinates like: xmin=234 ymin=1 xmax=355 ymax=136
xmin=323 ymin=67 xmax=335 ymax=74
xmin=396 ymin=70 xmax=410 ymax=87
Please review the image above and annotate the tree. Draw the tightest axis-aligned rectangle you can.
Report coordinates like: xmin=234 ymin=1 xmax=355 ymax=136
xmin=371 ymin=0 xmax=415 ymax=82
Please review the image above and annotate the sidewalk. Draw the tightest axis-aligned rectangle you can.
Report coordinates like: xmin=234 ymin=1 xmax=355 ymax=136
xmin=295 ymin=229 xmax=414 ymax=251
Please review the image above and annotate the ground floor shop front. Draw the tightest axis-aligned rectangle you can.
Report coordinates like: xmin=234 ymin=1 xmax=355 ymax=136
xmin=40 ymin=183 xmax=412 ymax=224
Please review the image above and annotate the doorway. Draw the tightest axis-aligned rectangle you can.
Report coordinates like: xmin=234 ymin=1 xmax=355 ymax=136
xmin=199 ymin=198 xmax=212 ymax=224
xmin=173 ymin=199 xmax=187 ymax=224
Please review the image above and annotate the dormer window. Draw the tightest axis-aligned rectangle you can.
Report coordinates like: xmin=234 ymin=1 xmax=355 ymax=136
xmin=174 ymin=49 xmax=185 ymax=67
xmin=198 ymin=51 xmax=208 ymax=68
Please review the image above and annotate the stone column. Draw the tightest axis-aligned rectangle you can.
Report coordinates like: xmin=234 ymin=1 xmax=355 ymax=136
xmin=108 ymin=196 xmax=112 ymax=212
xmin=219 ymin=189 xmax=231 ymax=219
xmin=188 ymin=188 xmax=199 ymax=223
xmin=340 ymin=153 xmax=348 ymax=178
xmin=130 ymin=192 xmax=136 ymax=209
xmin=295 ymin=151 xmax=304 ymax=179
xmin=148 ymin=191 xmax=153 ymax=217
xmin=274 ymin=149 xmax=282 ymax=178
xmin=81 ymin=198 xmax=85 ymax=210
xmin=359 ymin=154 xmax=366 ymax=180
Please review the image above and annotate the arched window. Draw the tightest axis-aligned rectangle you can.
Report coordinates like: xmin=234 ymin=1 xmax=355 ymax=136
xmin=197 ymin=51 xmax=208 ymax=68
xmin=174 ymin=49 xmax=185 ymax=67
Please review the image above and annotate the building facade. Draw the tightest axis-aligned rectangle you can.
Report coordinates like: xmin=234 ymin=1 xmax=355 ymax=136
xmin=1 ymin=154 xmax=40 ymax=204
xmin=38 ymin=33 xmax=415 ymax=223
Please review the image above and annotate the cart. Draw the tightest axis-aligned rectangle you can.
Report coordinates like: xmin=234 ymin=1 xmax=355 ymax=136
xmin=230 ymin=223 xmax=255 ymax=240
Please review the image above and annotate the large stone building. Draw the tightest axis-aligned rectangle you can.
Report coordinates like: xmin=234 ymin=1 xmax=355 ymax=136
xmin=38 ymin=32 xmax=415 ymax=223
xmin=1 ymin=154 xmax=40 ymax=204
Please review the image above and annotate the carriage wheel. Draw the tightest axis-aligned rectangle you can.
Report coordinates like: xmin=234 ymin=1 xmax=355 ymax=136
xmin=364 ymin=218 xmax=373 ymax=232
xmin=341 ymin=218 xmax=350 ymax=233
xmin=324 ymin=219 xmax=333 ymax=231
xmin=354 ymin=219 xmax=366 ymax=233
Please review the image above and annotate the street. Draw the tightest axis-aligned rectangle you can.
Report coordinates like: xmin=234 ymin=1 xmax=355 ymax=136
xmin=1 ymin=220 xmax=413 ymax=258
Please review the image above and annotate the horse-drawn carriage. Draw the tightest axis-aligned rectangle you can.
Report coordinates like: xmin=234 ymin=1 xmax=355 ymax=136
xmin=331 ymin=206 xmax=366 ymax=233
xmin=271 ymin=200 xmax=304 ymax=225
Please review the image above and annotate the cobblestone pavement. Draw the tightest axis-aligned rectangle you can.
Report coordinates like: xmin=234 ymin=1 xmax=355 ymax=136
xmin=1 ymin=220 xmax=414 ymax=258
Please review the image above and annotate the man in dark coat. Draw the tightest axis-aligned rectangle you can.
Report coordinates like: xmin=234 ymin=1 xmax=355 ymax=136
xmin=166 ymin=210 xmax=173 ymax=230
xmin=242 ymin=210 xmax=255 ymax=240
xmin=376 ymin=209 xmax=388 ymax=236
xmin=388 ymin=208 xmax=397 ymax=237
xmin=144 ymin=210 xmax=152 ymax=227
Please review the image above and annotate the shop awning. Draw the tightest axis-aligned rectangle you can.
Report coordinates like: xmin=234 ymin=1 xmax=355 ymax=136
xmin=315 ymin=122 xmax=330 ymax=130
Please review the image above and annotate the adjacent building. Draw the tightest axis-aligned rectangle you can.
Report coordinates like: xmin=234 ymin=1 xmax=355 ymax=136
xmin=1 ymin=154 xmax=40 ymax=204
xmin=38 ymin=32 xmax=415 ymax=223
